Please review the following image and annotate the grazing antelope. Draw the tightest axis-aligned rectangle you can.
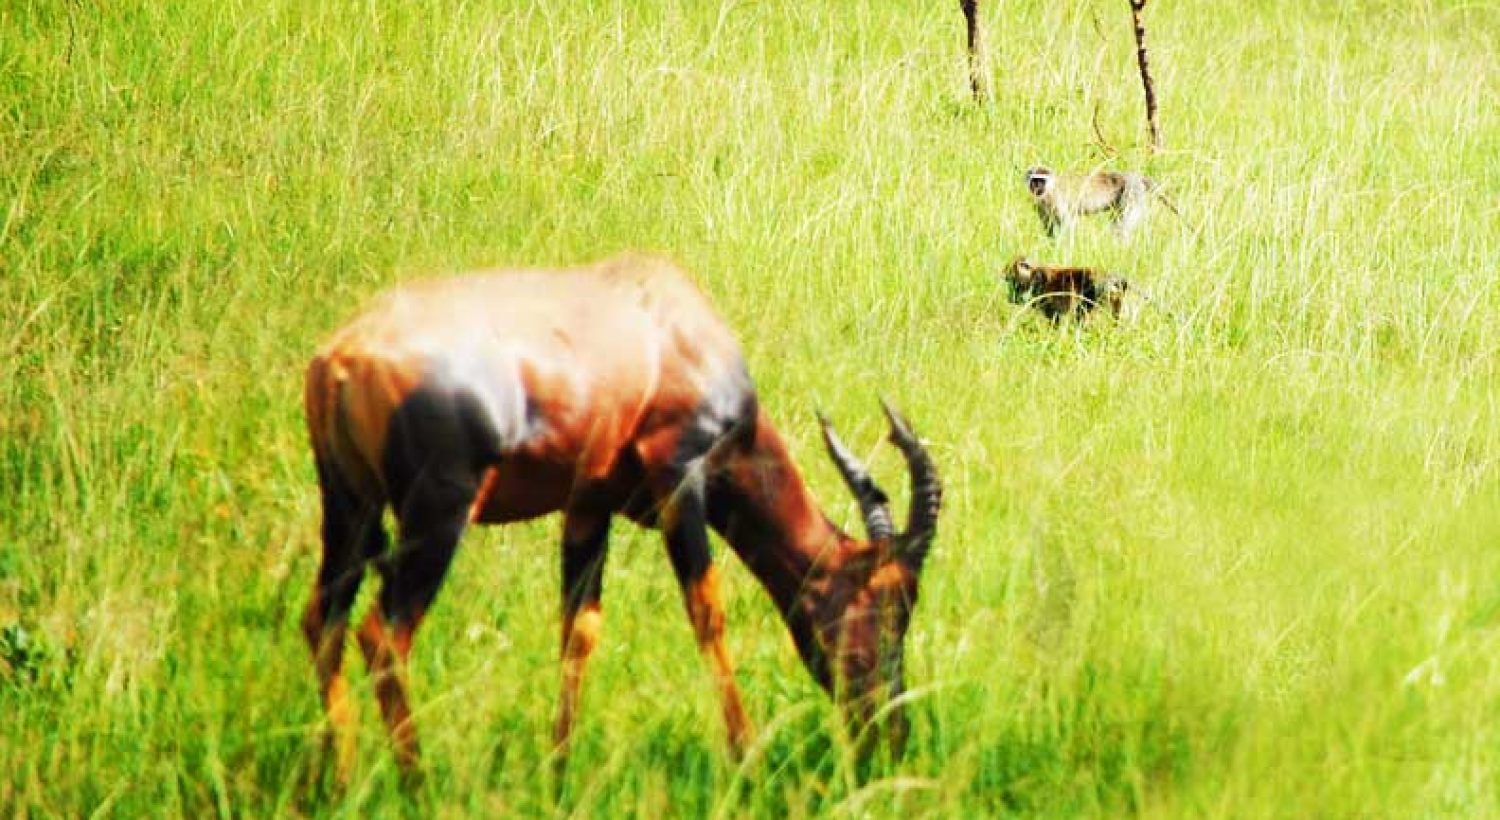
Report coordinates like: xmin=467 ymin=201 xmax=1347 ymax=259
xmin=301 ymin=252 xmax=942 ymax=783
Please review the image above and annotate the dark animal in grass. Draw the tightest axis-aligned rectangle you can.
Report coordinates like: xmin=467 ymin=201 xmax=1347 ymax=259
xmin=1002 ymin=257 xmax=1130 ymax=324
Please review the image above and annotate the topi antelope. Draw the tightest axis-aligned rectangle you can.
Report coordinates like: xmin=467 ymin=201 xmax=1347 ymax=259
xmin=301 ymin=252 xmax=942 ymax=783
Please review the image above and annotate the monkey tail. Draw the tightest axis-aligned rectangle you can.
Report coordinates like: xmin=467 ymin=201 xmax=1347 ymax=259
xmin=1140 ymin=178 xmax=1186 ymax=222
xmin=1155 ymin=191 xmax=1185 ymax=221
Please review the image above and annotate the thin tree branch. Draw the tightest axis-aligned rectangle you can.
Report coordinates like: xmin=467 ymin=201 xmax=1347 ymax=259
xmin=1129 ymin=0 xmax=1162 ymax=151
xmin=960 ymin=0 xmax=992 ymax=104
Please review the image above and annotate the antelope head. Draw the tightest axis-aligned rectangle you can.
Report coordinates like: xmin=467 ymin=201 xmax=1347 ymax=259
xmin=813 ymin=401 xmax=942 ymax=758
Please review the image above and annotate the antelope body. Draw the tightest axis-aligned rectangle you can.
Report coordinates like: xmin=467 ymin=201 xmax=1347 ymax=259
xmin=301 ymin=253 xmax=941 ymax=782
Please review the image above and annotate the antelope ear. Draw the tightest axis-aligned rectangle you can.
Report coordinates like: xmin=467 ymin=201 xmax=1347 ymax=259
xmin=840 ymin=545 xmax=885 ymax=584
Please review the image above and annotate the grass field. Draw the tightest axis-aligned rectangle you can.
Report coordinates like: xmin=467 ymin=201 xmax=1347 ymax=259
xmin=3 ymin=0 xmax=1499 ymax=815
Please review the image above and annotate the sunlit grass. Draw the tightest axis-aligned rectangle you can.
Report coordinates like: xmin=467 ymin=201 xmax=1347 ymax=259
xmin=2 ymin=0 xmax=1498 ymax=815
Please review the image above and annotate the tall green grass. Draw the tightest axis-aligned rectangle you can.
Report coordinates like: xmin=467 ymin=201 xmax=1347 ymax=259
xmin=3 ymin=0 xmax=1498 ymax=815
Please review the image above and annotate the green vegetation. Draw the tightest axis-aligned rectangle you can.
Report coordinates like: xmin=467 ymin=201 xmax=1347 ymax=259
xmin=3 ymin=0 xmax=1497 ymax=815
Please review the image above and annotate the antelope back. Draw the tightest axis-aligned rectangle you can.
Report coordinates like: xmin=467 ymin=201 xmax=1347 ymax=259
xmin=305 ymin=253 xmax=752 ymax=514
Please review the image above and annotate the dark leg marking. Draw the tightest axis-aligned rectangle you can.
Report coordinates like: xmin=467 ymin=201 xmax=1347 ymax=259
xmin=553 ymin=506 xmax=611 ymax=781
xmin=660 ymin=454 xmax=752 ymax=757
xmin=302 ymin=457 xmax=387 ymax=784
xmin=355 ymin=382 xmax=489 ymax=782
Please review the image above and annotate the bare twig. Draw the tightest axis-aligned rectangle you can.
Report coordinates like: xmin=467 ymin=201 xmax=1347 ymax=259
xmin=1129 ymin=0 xmax=1162 ymax=151
xmin=1090 ymin=104 xmax=1118 ymax=158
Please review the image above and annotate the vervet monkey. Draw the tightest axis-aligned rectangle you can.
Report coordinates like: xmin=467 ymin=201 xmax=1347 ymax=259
xmin=1025 ymin=166 xmax=1173 ymax=238
xmin=1002 ymin=256 xmax=1130 ymax=323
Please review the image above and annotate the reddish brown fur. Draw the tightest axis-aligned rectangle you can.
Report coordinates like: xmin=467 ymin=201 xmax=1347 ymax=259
xmin=1002 ymin=256 xmax=1129 ymax=324
xmin=301 ymin=253 xmax=940 ymax=783
xmin=307 ymin=254 xmax=740 ymax=512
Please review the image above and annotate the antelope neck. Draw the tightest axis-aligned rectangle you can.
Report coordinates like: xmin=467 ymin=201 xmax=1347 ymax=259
xmin=707 ymin=414 xmax=855 ymax=690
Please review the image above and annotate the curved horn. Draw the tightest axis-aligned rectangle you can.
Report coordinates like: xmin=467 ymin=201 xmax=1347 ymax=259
xmin=880 ymin=399 xmax=942 ymax=568
xmin=816 ymin=411 xmax=896 ymax=542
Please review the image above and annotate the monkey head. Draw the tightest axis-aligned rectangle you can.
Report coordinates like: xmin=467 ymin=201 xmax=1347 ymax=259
xmin=1024 ymin=166 xmax=1054 ymax=198
xmin=1002 ymin=256 xmax=1040 ymax=304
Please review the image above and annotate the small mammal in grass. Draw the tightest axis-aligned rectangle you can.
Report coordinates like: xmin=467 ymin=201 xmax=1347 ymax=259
xmin=1024 ymin=166 xmax=1176 ymax=239
xmin=1002 ymin=257 xmax=1130 ymax=323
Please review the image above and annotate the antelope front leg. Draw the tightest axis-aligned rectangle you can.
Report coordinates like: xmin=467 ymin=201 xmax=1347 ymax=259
xmin=661 ymin=469 xmax=752 ymax=757
xmin=554 ymin=507 xmax=611 ymax=774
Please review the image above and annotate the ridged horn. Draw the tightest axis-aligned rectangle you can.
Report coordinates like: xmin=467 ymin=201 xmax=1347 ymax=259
xmin=880 ymin=399 xmax=942 ymax=568
xmin=816 ymin=411 xmax=896 ymax=542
